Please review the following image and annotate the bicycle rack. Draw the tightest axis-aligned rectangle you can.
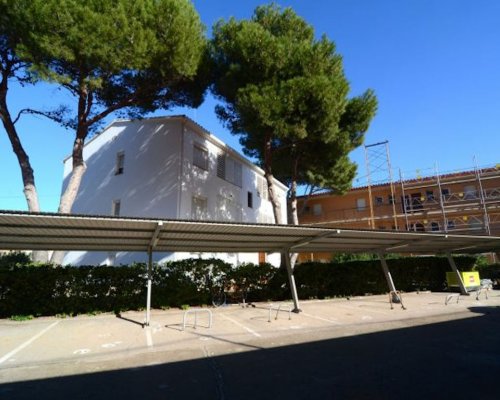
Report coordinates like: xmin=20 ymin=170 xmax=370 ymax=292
xmin=182 ymin=309 xmax=213 ymax=330
xmin=445 ymin=293 xmax=461 ymax=305
xmin=268 ymin=304 xmax=292 ymax=322
xmin=389 ymin=290 xmax=406 ymax=310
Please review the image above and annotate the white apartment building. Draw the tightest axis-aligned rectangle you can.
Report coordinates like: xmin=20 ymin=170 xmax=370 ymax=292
xmin=62 ymin=115 xmax=287 ymax=266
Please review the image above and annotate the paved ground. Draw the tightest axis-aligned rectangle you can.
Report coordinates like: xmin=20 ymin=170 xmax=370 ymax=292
xmin=1 ymin=291 xmax=500 ymax=399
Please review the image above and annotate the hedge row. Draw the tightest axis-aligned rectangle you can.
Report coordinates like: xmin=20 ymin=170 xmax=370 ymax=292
xmin=0 ymin=254 xmax=481 ymax=318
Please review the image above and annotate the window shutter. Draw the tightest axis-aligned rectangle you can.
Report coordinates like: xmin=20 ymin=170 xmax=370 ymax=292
xmin=217 ymin=154 xmax=225 ymax=179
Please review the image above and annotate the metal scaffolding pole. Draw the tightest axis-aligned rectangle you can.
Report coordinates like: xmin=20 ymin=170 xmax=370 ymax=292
xmin=399 ymin=169 xmax=410 ymax=230
xmin=435 ymin=163 xmax=448 ymax=233
xmin=386 ymin=144 xmax=399 ymax=230
xmin=364 ymin=141 xmax=396 ymax=230
xmin=474 ymin=157 xmax=491 ymax=235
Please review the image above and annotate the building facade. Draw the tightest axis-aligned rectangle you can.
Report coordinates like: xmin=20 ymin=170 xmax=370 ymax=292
xmin=298 ymin=166 xmax=500 ymax=261
xmin=62 ymin=115 xmax=287 ymax=266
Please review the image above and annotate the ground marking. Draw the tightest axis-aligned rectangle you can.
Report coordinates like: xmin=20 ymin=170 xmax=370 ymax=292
xmin=0 ymin=321 xmax=60 ymax=365
xmin=220 ymin=314 xmax=261 ymax=337
xmin=145 ymin=328 xmax=153 ymax=347
xmin=301 ymin=312 xmax=342 ymax=325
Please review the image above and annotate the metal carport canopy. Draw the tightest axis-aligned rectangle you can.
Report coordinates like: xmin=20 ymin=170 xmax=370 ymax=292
xmin=2 ymin=210 xmax=500 ymax=325
xmin=1 ymin=210 xmax=500 ymax=255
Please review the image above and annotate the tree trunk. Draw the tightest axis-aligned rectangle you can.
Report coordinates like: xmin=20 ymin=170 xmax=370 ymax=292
xmin=0 ymin=73 xmax=48 ymax=263
xmin=50 ymin=134 xmax=87 ymax=265
xmin=263 ymin=135 xmax=282 ymax=224
xmin=288 ymin=173 xmax=299 ymax=267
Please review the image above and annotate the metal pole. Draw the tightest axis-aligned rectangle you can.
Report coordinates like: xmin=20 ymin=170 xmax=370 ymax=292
xmin=379 ymin=253 xmax=399 ymax=302
xmin=385 ymin=142 xmax=399 ymax=230
xmin=446 ymin=253 xmax=468 ymax=295
xmin=145 ymin=247 xmax=153 ymax=326
xmin=364 ymin=144 xmax=375 ymax=229
xmin=474 ymin=156 xmax=491 ymax=235
xmin=399 ymin=169 xmax=410 ymax=230
xmin=435 ymin=163 xmax=448 ymax=232
xmin=282 ymin=250 xmax=301 ymax=313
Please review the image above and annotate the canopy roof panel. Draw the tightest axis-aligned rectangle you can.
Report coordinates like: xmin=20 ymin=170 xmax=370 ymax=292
xmin=1 ymin=210 xmax=499 ymax=255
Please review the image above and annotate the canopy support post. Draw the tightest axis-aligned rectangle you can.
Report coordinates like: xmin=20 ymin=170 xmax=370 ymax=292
xmin=145 ymin=222 xmax=163 ymax=327
xmin=446 ymin=253 xmax=468 ymax=295
xmin=145 ymin=247 xmax=153 ymax=327
xmin=379 ymin=253 xmax=402 ymax=305
xmin=282 ymin=250 xmax=301 ymax=313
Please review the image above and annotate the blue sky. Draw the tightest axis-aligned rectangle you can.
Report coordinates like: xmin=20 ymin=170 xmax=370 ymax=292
xmin=1 ymin=0 xmax=499 ymax=211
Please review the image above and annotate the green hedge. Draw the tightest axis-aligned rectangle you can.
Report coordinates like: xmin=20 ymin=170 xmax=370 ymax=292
xmin=0 ymin=254 xmax=485 ymax=318
xmin=292 ymin=256 xmax=478 ymax=299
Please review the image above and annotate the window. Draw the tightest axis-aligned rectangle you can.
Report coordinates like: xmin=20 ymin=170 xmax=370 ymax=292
xmin=217 ymin=153 xmax=242 ymax=187
xmin=313 ymin=204 xmax=322 ymax=216
xmin=217 ymin=153 xmax=225 ymax=179
xmin=247 ymin=192 xmax=253 ymax=208
xmin=193 ymin=144 xmax=208 ymax=170
xmin=115 ymin=152 xmax=125 ymax=175
xmin=431 ymin=222 xmax=440 ymax=231
xmin=112 ymin=200 xmax=121 ymax=216
xmin=388 ymin=195 xmax=395 ymax=205
xmin=257 ymin=176 xmax=268 ymax=200
xmin=464 ymin=185 xmax=477 ymax=200
xmin=441 ymin=188 xmax=450 ymax=199
xmin=447 ymin=220 xmax=455 ymax=230
xmin=356 ymin=198 xmax=366 ymax=211
xmin=426 ymin=190 xmax=434 ymax=201
xmin=375 ymin=196 xmax=383 ymax=206
xmin=411 ymin=193 xmax=423 ymax=210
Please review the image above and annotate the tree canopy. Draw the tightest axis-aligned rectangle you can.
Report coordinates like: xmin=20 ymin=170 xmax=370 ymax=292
xmin=211 ymin=4 xmax=377 ymax=224
xmin=1 ymin=0 xmax=209 ymax=263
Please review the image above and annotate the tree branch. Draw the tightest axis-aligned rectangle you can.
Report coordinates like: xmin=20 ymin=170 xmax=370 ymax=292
xmin=84 ymin=96 xmax=134 ymax=128
xmin=12 ymin=107 xmax=73 ymax=128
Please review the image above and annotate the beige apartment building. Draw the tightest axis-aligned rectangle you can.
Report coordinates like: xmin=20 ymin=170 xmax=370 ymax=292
xmin=297 ymin=166 xmax=500 ymax=261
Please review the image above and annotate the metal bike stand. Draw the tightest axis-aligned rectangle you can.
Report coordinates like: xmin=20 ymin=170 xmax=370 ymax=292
xmin=389 ymin=290 xmax=406 ymax=310
xmin=268 ymin=304 xmax=292 ymax=322
xmin=182 ymin=309 xmax=213 ymax=330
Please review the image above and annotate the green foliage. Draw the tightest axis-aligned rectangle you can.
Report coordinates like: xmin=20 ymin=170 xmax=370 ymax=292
xmin=13 ymin=0 xmax=208 ymax=126
xmin=9 ymin=315 xmax=34 ymax=321
xmin=0 ymin=256 xmax=480 ymax=318
xmin=0 ymin=252 xmax=32 ymax=269
xmin=211 ymin=4 xmax=377 ymax=221
xmin=292 ymin=256 xmax=478 ymax=299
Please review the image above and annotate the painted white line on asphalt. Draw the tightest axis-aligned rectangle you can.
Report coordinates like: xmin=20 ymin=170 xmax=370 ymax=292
xmin=220 ymin=315 xmax=261 ymax=337
xmin=0 ymin=321 xmax=60 ymax=365
xmin=145 ymin=328 xmax=153 ymax=347
xmin=301 ymin=312 xmax=342 ymax=325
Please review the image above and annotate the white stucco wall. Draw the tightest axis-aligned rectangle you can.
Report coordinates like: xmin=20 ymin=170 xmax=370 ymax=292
xmin=62 ymin=116 xmax=287 ymax=266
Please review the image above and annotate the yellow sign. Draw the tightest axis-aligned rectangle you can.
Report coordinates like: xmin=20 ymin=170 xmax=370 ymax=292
xmin=446 ymin=271 xmax=480 ymax=288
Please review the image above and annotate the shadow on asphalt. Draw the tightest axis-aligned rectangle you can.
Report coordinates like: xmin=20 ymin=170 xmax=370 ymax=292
xmin=2 ymin=307 xmax=500 ymax=400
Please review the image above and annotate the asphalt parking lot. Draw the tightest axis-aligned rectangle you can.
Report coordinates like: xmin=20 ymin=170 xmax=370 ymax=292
xmin=1 ymin=291 xmax=500 ymax=399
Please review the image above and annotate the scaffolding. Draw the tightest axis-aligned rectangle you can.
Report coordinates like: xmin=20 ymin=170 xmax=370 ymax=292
xmin=300 ymin=160 xmax=500 ymax=238
xmin=364 ymin=141 xmax=398 ymax=230
xmin=399 ymin=161 xmax=498 ymax=235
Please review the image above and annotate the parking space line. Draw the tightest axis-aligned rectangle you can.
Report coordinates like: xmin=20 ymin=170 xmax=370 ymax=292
xmin=145 ymin=328 xmax=153 ymax=347
xmin=301 ymin=312 xmax=342 ymax=325
xmin=0 ymin=321 xmax=60 ymax=365
xmin=336 ymin=303 xmax=392 ymax=316
xmin=220 ymin=315 xmax=261 ymax=337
